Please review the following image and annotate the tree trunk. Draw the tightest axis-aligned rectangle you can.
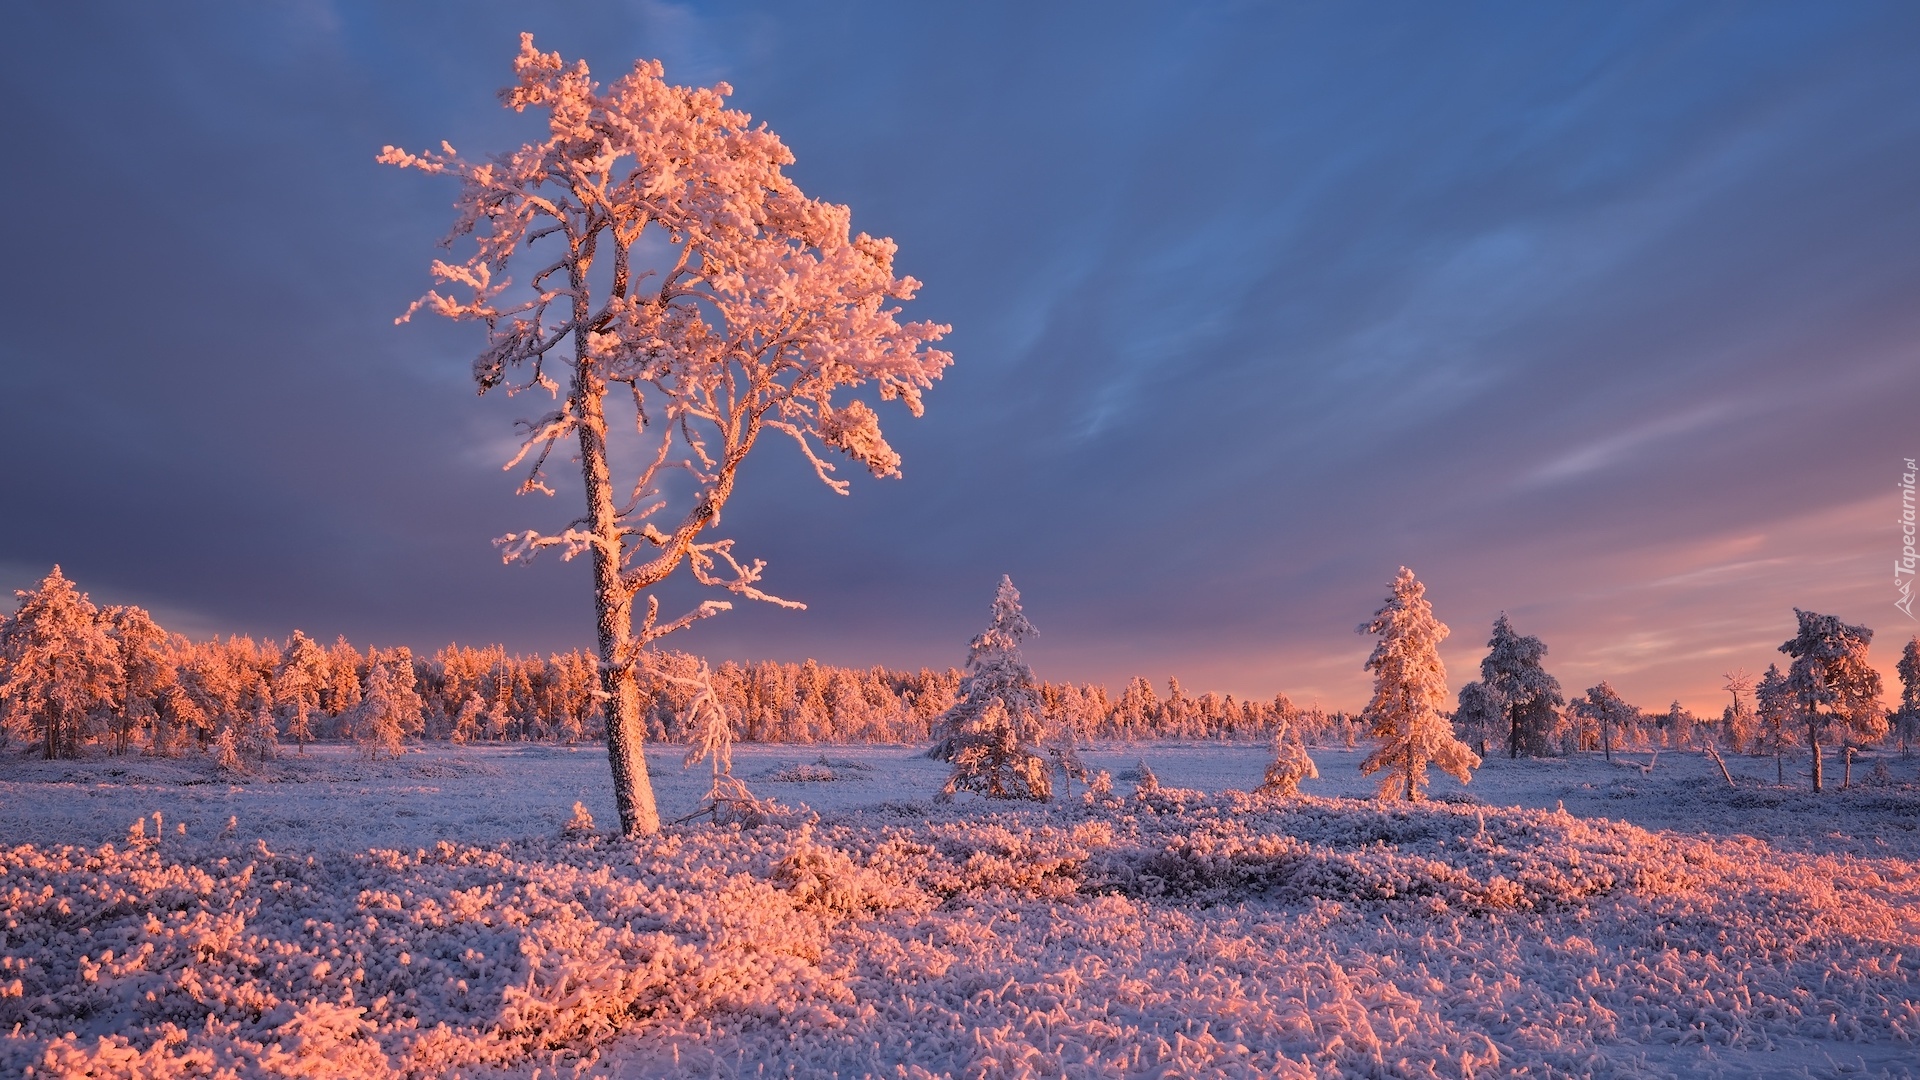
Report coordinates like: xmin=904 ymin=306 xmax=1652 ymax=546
xmin=1809 ymin=723 xmax=1822 ymax=793
xmin=1842 ymin=745 xmax=1853 ymax=790
xmin=1602 ymin=720 xmax=1612 ymax=763
xmin=571 ymin=262 xmax=661 ymax=838
xmin=1406 ymin=742 xmax=1415 ymax=801
xmin=1509 ymin=706 xmax=1519 ymax=760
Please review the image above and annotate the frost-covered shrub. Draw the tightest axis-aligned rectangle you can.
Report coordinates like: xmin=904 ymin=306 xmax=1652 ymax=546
xmin=1256 ymin=722 xmax=1319 ymax=797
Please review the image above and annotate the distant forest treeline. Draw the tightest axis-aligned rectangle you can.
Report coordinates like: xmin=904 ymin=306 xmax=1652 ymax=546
xmin=0 ymin=568 xmax=1355 ymax=760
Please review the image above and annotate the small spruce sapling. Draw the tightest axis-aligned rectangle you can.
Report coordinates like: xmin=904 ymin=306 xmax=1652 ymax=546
xmin=677 ymin=661 xmax=772 ymax=825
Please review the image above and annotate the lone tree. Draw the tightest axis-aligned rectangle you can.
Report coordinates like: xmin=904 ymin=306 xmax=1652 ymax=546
xmin=1480 ymin=614 xmax=1564 ymax=758
xmin=385 ymin=37 xmax=951 ymax=835
xmin=1356 ymin=568 xmax=1479 ymax=801
xmin=1779 ymin=608 xmax=1884 ymax=792
xmin=931 ymin=576 xmax=1051 ymax=801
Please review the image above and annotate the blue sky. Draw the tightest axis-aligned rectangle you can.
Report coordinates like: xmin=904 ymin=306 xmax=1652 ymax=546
xmin=4 ymin=2 xmax=1918 ymax=713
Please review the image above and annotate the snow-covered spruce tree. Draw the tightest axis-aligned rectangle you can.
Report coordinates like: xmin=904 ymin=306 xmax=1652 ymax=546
xmin=1779 ymin=609 xmax=1885 ymax=793
xmin=1256 ymin=719 xmax=1318 ymax=797
xmin=1569 ymin=681 xmax=1637 ymax=762
xmin=356 ymin=649 xmax=425 ymax=759
xmin=1356 ymin=568 xmax=1480 ymax=801
xmin=1479 ymin=614 xmax=1565 ymax=758
xmin=274 ymin=630 xmax=327 ymax=753
xmin=1896 ymin=637 xmax=1920 ymax=758
xmin=930 ymin=576 xmax=1050 ymax=800
xmin=1660 ymin=700 xmax=1697 ymax=750
xmin=103 ymin=604 xmax=170 ymax=756
xmin=941 ymin=700 xmax=1051 ymax=800
xmin=385 ymin=36 xmax=950 ymax=836
xmin=240 ymin=694 xmax=279 ymax=764
xmin=0 ymin=567 xmax=123 ymax=760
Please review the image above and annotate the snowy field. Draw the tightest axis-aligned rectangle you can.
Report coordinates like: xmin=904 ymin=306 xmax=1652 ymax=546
xmin=3 ymin=742 xmax=1918 ymax=1078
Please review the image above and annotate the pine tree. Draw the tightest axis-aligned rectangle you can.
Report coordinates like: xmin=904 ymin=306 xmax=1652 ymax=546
xmin=1451 ymin=680 xmax=1504 ymax=759
xmin=274 ymin=630 xmax=327 ymax=753
xmin=1895 ymin=637 xmax=1920 ymax=758
xmin=1779 ymin=609 xmax=1885 ymax=792
xmin=1256 ymin=719 xmax=1319 ymax=797
xmin=1720 ymin=670 xmax=1759 ymax=754
xmin=104 ymin=605 xmax=171 ymax=756
xmin=212 ymin=722 xmax=244 ymax=774
xmin=931 ymin=576 xmax=1050 ymax=800
xmin=0 ymin=567 xmax=123 ymax=760
xmin=1479 ymin=614 xmax=1565 ymax=758
xmin=1356 ymin=568 xmax=1480 ymax=801
xmin=1568 ymin=681 xmax=1637 ymax=762
xmin=1661 ymin=701 xmax=1696 ymax=749
xmin=356 ymin=649 xmax=424 ymax=759
xmin=928 ymin=576 xmax=1043 ymax=761
xmin=1755 ymin=663 xmax=1794 ymax=783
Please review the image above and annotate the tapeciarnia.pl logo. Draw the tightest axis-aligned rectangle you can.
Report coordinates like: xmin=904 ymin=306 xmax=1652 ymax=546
xmin=1899 ymin=457 xmax=1917 ymax=620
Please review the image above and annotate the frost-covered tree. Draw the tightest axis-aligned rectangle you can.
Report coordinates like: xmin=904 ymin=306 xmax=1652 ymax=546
xmin=274 ymin=630 xmax=327 ymax=753
xmin=1569 ymin=681 xmax=1637 ymax=762
xmin=357 ymin=649 xmax=425 ymax=759
xmin=1779 ymin=609 xmax=1885 ymax=792
xmin=1256 ymin=719 xmax=1318 ymax=797
xmin=0 ymin=567 xmax=123 ymax=760
xmin=104 ymin=605 xmax=171 ymax=756
xmin=1451 ymin=680 xmax=1504 ymax=759
xmin=930 ymin=576 xmax=1050 ymax=800
xmin=1719 ymin=669 xmax=1760 ymax=754
xmin=928 ymin=576 xmax=1043 ymax=761
xmin=1661 ymin=700 xmax=1697 ymax=750
xmin=385 ymin=36 xmax=951 ymax=836
xmin=1754 ymin=662 xmax=1794 ymax=783
xmin=941 ymin=699 xmax=1051 ymax=801
xmin=1895 ymin=637 xmax=1920 ymax=758
xmin=1356 ymin=568 xmax=1479 ymax=801
xmin=239 ymin=694 xmax=279 ymax=764
xmin=1479 ymin=614 xmax=1564 ymax=758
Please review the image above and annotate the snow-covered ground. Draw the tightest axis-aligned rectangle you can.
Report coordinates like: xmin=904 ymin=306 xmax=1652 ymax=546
xmin=2 ymin=742 xmax=1917 ymax=1078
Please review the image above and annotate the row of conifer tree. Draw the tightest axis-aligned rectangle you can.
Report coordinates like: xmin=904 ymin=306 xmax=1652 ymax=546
xmin=0 ymin=567 xmax=1360 ymax=762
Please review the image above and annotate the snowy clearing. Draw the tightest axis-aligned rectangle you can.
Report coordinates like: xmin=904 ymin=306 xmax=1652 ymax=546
xmin=2 ymin=743 xmax=1917 ymax=1078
